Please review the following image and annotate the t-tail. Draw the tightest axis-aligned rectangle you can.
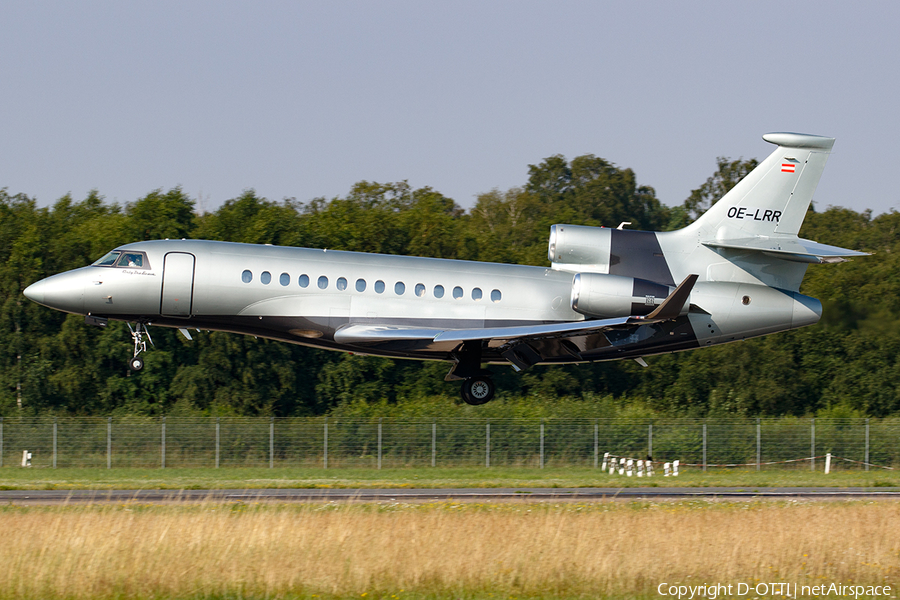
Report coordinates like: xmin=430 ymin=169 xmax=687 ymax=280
xmin=690 ymin=132 xmax=835 ymax=237
xmin=665 ymin=132 xmax=868 ymax=293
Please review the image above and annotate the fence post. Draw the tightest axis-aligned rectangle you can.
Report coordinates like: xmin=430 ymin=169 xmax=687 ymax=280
xmin=865 ymin=418 xmax=870 ymax=472
xmin=161 ymin=416 xmax=166 ymax=469
xmin=377 ymin=418 xmax=382 ymax=470
xmin=486 ymin=420 xmax=490 ymax=468
xmin=324 ymin=417 xmax=328 ymax=469
xmin=52 ymin=417 xmax=57 ymax=469
xmin=215 ymin=418 xmax=220 ymax=469
xmin=811 ymin=417 xmax=815 ymax=471
xmin=1 ymin=416 xmax=4 ymax=468
xmin=431 ymin=420 xmax=436 ymax=467
xmin=756 ymin=417 xmax=761 ymax=472
xmin=107 ymin=417 xmax=112 ymax=470
xmin=269 ymin=417 xmax=274 ymax=469
xmin=539 ymin=419 xmax=544 ymax=469
xmin=702 ymin=422 xmax=707 ymax=473
xmin=648 ymin=422 xmax=653 ymax=458
xmin=593 ymin=420 xmax=598 ymax=468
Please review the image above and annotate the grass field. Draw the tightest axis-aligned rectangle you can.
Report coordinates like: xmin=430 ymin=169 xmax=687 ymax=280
xmin=0 ymin=465 xmax=897 ymax=490
xmin=1 ymin=500 xmax=898 ymax=599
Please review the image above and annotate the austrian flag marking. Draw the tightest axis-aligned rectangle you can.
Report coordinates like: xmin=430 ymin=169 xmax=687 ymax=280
xmin=781 ymin=163 xmax=796 ymax=173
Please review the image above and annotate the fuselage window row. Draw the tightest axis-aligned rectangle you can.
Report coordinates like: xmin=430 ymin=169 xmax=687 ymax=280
xmin=240 ymin=270 xmax=500 ymax=302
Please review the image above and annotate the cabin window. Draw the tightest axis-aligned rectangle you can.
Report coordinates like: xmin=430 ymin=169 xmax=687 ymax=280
xmin=394 ymin=281 xmax=406 ymax=295
xmin=356 ymin=278 xmax=366 ymax=292
xmin=375 ymin=280 xmax=385 ymax=294
xmin=242 ymin=270 xmax=252 ymax=283
xmin=299 ymin=274 xmax=310 ymax=288
xmin=434 ymin=285 xmax=445 ymax=298
xmin=491 ymin=289 xmax=502 ymax=303
xmin=472 ymin=287 xmax=482 ymax=301
xmin=279 ymin=273 xmax=290 ymax=286
xmin=93 ymin=251 xmax=121 ymax=266
xmin=415 ymin=283 xmax=425 ymax=297
xmin=336 ymin=277 xmax=348 ymax=291
xmin=261 ymin=271 xmax=272 ymax=285
xmin=452 ymin=286 xmax=463 ymax=299
xmin=318 ymin=276 xmax=328 ymax=289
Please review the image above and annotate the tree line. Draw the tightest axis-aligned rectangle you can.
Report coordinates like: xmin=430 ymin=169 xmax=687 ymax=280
xmin=1 ymin=152 xmax=896 ymax=417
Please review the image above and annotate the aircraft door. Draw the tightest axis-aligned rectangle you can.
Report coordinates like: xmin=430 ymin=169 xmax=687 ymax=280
xmin=160 ymin=252 xmax=196 ymax=317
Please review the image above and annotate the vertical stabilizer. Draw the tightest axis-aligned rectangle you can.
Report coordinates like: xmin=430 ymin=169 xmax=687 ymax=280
xmin=690 ymin=132 xmax=835 ymax=239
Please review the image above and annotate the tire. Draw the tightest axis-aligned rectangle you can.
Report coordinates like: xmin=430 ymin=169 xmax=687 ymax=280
xmin=129 ymin=356 xmax=144 ymax=371
xmin=461 ymin=376 xmax=495 ymax=405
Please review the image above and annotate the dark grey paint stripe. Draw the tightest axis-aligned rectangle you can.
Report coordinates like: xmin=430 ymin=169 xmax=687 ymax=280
xmin=609 ymin=229 xmax=675 ymax=286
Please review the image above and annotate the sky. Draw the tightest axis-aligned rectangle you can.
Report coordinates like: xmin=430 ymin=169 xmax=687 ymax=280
xmin=2 ymin=1 xmax=899 ymax=217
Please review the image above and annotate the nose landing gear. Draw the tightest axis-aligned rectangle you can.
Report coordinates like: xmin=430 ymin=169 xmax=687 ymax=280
xmin=127 ymin=322 xmax=153 ymax=371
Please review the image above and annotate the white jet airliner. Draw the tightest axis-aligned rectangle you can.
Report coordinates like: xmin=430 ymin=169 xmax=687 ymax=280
xmin=24 ymin=133 xmax=866 ymax=404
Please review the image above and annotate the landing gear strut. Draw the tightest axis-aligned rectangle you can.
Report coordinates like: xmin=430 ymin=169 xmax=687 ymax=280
xmin=127 ymin=322 xmax=153 ymax=371
xmin=447 ymin=340 xmax=496 ymax=405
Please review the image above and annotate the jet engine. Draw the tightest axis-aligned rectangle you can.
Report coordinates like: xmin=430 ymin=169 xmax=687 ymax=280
xmin=548 ymin=224 xmax=611 ymax=271
xmin=571 ymin=273 xmax=678 ymax=318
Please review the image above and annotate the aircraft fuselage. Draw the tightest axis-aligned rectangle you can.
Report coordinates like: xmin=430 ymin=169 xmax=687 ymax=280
xmin=25 ymin=238 xmax=820 ymax=365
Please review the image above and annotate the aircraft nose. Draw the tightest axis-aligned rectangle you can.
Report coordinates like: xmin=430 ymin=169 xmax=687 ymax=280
xmin=23 ymin=270 xmax=86 ymax=314
xmin=23 ymin=281 xmax=44 ymax=304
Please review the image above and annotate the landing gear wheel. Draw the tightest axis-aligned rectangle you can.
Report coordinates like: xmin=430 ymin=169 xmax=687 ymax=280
xmin=461 ymin=376 xmax=495 ymax=406
xmin=127 ymin=322 xmax=153 ymax=372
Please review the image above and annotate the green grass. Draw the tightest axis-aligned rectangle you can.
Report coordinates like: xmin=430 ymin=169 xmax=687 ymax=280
xmin=0 ymin=465 xmax=897 ymax=490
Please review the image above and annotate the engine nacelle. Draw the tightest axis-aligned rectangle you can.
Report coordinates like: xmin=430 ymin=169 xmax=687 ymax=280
xmin=548 ymin=224 xmax=611 ymax=271
xmin=571 ymin=273 xmax=677 ymax=318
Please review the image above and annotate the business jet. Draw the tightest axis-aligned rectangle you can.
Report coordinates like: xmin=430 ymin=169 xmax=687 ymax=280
xmin=23 ymin=133 xmax=866 ymax=405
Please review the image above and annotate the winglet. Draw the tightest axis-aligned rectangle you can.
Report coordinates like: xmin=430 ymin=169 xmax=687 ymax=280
xmin=643 ymin=274 xmax=698 ymax=320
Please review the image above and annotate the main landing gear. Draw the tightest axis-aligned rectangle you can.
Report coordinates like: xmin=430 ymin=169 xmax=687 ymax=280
xmin=461 ymin=376 xmax=495 ymax=406
xmin=447 ymin=340 xmax=496 ymax=406
xmin=127 ymin=322 xmax=153 ymax=371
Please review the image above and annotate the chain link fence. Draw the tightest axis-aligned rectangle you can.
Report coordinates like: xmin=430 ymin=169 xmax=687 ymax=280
xmin=1 ymin=416 xmax=898 ymax=470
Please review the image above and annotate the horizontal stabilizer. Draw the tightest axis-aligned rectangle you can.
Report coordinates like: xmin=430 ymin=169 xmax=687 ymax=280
xmin=703 ymin=237 xmax=868 ymax=264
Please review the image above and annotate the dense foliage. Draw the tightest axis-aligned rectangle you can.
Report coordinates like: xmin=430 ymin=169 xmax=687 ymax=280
xmin=1 ymin=153 xmax=895 ymax=417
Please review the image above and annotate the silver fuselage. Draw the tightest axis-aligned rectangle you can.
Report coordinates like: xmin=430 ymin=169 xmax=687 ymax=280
xmin=24 ymin=238 xmax=821 ymax=365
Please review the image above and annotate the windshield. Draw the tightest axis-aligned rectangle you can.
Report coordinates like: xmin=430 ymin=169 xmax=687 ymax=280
xmin=93 ymin=251 xmax=121 ymax=266
xmin=116 ymin=252 xmax=147 ymax=268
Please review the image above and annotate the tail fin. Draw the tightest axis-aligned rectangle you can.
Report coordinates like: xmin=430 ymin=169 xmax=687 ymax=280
xmin=691 ymin=132 xmax=834 ymax=238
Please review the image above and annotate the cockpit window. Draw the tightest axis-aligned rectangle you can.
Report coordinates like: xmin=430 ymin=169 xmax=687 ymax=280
xmin=115 ymin=252 xmax=149 ymax=269
xmin=93 ymin=251 xmax=121 ymax=266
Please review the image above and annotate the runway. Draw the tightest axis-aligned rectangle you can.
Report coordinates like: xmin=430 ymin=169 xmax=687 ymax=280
xmin=1 ymin=487 xmax=899 ymax=505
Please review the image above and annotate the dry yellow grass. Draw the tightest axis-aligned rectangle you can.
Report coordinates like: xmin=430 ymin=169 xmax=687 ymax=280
xmin=0 ymin=501 xmax=898 ymax=599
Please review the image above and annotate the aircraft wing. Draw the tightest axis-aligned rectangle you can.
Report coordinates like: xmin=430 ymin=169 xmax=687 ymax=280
xmin=334 ymin=316 xmax=633 ymax=347
xmin=334 ymin=274 xmax=699 ymax=366
xmin=702 ymin=237 xmax=868 ymax=263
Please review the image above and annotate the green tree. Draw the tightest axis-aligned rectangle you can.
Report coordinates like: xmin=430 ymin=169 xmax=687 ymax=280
xmin=126 ymin=188 xmax=196 ymax=241
xmin=682 ymin=157 xmax=759 ymax=222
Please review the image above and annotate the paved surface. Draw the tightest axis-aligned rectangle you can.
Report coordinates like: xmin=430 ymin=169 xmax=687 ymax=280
xmin=0 ymin=487 xmax=899 ymax=505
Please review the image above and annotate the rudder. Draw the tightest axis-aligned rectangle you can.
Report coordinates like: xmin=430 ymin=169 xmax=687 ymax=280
xmin=690 ymin=132 xmax=835 ymax=239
